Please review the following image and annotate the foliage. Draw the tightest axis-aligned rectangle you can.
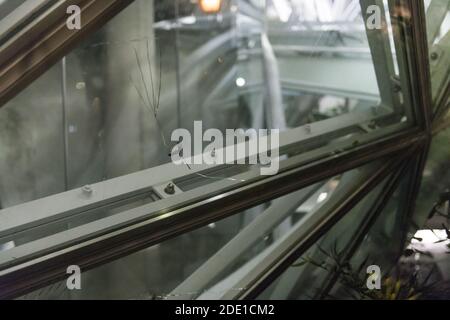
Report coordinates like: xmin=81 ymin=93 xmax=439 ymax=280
xmin=295 ymin=243 xmax=437 ymax=300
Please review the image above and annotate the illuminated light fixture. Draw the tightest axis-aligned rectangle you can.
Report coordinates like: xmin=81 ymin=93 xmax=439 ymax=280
xmin=317 ymin=192 xmax=328 ymax=204
xmin=199 ymin=0 xmax=222 ymax=14
xmin=236 ymin=77 xmax=246 ymax=87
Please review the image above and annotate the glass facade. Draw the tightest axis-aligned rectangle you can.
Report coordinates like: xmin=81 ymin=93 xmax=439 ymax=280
xmin=0 ymin=0 xmax=448 ymax=301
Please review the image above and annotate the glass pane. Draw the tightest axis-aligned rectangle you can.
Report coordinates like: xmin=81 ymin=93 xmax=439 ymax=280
xmin=0 ymin=63 xmax=64 ymax=209
xmin=257 ymin=174 xmax=391 ymax=300
xmin=0 ymin=0 xmax=415 ymax=206
xmin=327 ymin=172 xmax=417 ymax=300
xmin=425 ymin=0 xmax=450 ymax=46
xmin=415 ymin=126 xmax=450 ymax=228
xmin=0 ymin=1 xmax=418 ymax=287
xmin=16 ymin=163 xmax=377 ymax=299
xmin=255 ymin=167 xmax=412 ymax=300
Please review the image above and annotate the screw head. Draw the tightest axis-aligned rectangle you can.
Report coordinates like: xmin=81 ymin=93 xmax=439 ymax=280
xmin=82 ymin=185 xmax=93 ymax=195
xmin=164 ymin=183 xmax=176 ymax=195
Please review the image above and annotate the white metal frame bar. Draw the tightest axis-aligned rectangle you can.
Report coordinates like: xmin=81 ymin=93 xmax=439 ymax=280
xmin=0 ymin=107 xmax=397 ymax=240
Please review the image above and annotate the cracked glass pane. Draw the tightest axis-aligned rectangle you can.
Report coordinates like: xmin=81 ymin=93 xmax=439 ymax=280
xmin=0 ymin=0 xmax=416 ymax=208
xmin=0 ymin=0 xmax=423 ymax=299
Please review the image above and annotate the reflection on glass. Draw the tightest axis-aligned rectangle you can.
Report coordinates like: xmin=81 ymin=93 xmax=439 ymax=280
xmin=257 ymin=174 xmax=390 ymax=300
xmin=416 ymin=127 xmax=450 ymax=227
xmin=326 ymin=172 xmax=412 ymax=299
xmin=0 ymin=64 xmax=64 ymax=209
xmin=255 ymin=168 xmax=411 ymax=300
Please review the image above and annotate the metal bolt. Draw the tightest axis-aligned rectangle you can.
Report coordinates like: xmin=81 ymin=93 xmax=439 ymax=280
xmin=305 ymin=124 xmax=312 ymax=134
xmin=164 ymin=183 xmax=176 ymax=195
xmin=368 ymin=121 xmax=377 ymax=130
xmin=261 ymin=158 xmax=272 ymax=167
xmin=82 ymin=185 xmax=93 ymax=195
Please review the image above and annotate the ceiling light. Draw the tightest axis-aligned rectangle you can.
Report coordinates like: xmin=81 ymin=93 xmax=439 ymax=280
xmin=199 ymin=0 xmax=222 ymax=14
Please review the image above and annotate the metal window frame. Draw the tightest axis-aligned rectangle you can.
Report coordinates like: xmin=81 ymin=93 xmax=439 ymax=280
xmin=170 ymin=163 xmax=396 ymax=300
xmin=0 ymin=0 xmax=442 ymax=300
xmin=214 ymin=153 xmax=410 ymax=300
xmin=0 ymin=111 xmax=405 ymax=240
xmin=0 ymin=0 xmax=54 ymax=45
xmin=0 ymin=0 xmax=134 ymax=108
xmin=0 ymin=126 xmax=425 ymax=299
